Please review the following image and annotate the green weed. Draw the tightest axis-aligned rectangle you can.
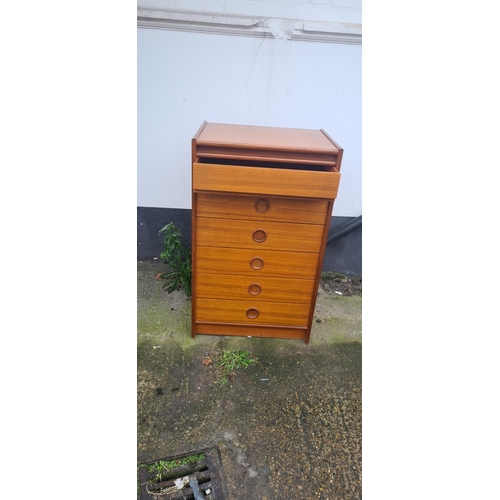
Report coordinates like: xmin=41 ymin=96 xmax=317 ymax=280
xmin=215 ymin=349 xmax=256 ymax=385
xmin=144 ymin=452 xmax=206 ymax=483
xmin=321 ymin=271 xmax=347 ymax=282
xmin=157 ymin=222 xmax=192 ymax=297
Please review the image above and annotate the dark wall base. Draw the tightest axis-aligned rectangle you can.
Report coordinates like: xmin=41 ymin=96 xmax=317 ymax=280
xmin=138 ymin=206 xmax=192 ymax=261
xmin=137 ymin=207 xmax=361 ymax=276
xmin=324 ymin=216 xmax=362 ymax=276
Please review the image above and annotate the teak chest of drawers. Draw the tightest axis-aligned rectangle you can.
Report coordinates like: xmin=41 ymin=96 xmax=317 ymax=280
xmin=191 ymin=122 xmax=343 ymax=344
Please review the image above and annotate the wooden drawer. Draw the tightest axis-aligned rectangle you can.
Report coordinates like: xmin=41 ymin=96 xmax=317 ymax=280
xmin=196 ymin=217 xmax=324 ymax=253
xmin=193 ymin=161 xmax=341 ymax=199
xmin=196 ymin=298 xmax=310 ymax=327
xmin=195 ymin=246 xmax=319 ymax=279
xmin=194 ymin=322 xmax=307 ymax=340
xmin=197 ymin=193 xmax=328 ymax=224
xmin=196 ymin=272 xmax=315 ymax=304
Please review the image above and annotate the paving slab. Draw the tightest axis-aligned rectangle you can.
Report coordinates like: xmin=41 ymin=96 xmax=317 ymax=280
xmin=137 ymin=261 xmax=362 ymax=499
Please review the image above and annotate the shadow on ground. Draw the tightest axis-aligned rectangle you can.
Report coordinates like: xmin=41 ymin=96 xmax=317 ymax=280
xmin=138 ymin=261 xmax=362 ymax=500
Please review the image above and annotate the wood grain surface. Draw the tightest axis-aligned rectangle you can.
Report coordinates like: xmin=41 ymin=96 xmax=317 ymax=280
xmin=197 ymin=192 xmax=328 ymax=224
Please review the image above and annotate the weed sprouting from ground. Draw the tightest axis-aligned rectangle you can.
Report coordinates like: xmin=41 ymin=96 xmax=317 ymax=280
xmin=215 ymin=349 xmax=256 ymax=385
xmin=144 ymin=452 xmax=206 ymax=483
xmin=157 ymin=222 xmax=192 ymax=297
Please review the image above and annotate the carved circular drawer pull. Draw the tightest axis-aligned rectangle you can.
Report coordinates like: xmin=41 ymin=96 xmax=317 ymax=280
xmin=246 ymin=308 xmax=259 ymax=319
xmin=252 ymin=229 xmax=267 ymax=243
xmin=250 ymin=257 xmax=264 ymax=270
xmin=254 ymin=198 xmax=270 ymax=214
xmin=248 ymin=284 xmax=262 ymax=295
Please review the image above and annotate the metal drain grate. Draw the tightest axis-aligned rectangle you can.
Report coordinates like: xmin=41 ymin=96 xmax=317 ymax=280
xmin=138 ymin=447 xmax=226 ymax=500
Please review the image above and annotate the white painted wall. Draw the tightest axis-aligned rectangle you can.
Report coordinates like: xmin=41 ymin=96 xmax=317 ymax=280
xmin=137 ymin=1 xmax=361 ymax=216
xmin=138 ymin=0 xmax=362 ymax=26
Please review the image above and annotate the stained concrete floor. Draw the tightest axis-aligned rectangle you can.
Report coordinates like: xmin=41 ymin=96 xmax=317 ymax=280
xmin=137 ymin=261 xmax=362 ymax=499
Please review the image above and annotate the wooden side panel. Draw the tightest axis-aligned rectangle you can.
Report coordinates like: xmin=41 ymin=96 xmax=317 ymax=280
xmin=197 ymin=193 xmax=328 ymax=224
xmin=196 ymin=217 xmax=324 ymax=253
xmin=196 ymin=272 xmax=315 ymax=304
xmin=191 ymin=193 xmax=197 ymax=339
xmin=193 ymin=163 xmax=340 ymax=199
xmin=304 ymin=199 xmax=335 ymax=344
xmin=196 ymin=298 xmax=310 ymax=327
xmin=196 ymin=246 xmax=319 ymax=279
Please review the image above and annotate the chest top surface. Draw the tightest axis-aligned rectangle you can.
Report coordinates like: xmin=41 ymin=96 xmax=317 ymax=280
xmin=195 ymin=122 xmax=339 ymax=154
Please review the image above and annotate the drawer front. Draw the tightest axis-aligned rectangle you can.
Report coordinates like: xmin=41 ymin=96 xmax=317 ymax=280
xmin=196 ymin=272 xmax=315 ymax=304
xmin=197 ymin=193 xmax=328 ymax=224
xmin=193 ymin=162 xmax=341 ymax=199
xmin=194 ymin=322 xmax=307 ymax=340
xmin=196 ymin=298 xmax=310 ymax=327
xmin=196 ymin=217 xmax=324 ymax=253
xmin=196 ymin=246 xmax=319 ymax=279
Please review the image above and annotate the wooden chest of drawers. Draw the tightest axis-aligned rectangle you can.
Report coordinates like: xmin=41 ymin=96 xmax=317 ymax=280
xmin=191 ymin=122 xmax=343 ymax=344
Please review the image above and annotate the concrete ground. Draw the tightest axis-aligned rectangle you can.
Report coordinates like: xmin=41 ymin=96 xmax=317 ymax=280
xmin=137 ymin=260 xmax=362 ymax=499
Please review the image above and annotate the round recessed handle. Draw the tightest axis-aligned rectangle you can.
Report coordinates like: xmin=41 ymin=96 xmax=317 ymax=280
xmin=252 ymin=229 xmax=267 ymax=243
xmin=254 ymin=198 xmax=270 ymax=214
xmin=248 ymin=284 xmax=262 ymax=295
xmin=246 ymin=308 xmax=259 ymax=319
xmin=250 ymin=257 xmax=264 ymax=270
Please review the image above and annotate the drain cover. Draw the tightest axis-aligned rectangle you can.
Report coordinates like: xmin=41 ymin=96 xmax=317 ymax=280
xmin=138 ymin=447 xmax=226 ymax=500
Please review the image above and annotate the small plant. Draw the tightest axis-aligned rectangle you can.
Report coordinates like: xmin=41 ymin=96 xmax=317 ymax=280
xmin=216 ymin=349 xmax=256 ymax=385
xmin=145 ymin=453 xmax=206 ymax=483
xmin=157 ymin=222 xmax=192 ymax=297
xmin=321 ymin=271 xmax=347 ymax=282
xmin=139 ymin=452 xmax=208 ymax=497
